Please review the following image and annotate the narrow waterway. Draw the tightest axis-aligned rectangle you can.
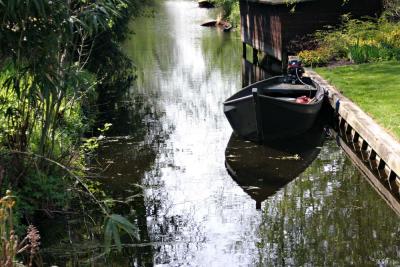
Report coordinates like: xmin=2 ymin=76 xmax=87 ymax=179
xmin=43 ymin=1 xmax=400 ymax=266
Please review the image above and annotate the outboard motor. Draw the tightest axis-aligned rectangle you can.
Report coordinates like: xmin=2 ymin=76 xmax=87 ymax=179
xmin=287 ymin=56 xmax=305 ymax=84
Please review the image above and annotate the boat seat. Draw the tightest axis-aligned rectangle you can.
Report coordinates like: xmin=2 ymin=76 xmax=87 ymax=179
xmin=266 ymin=83 xmax=314 ymax=91
xmin=274 ymin=97 xmax=297 ymax=102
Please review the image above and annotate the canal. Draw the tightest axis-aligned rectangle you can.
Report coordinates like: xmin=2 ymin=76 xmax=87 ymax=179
xmin=42 ymin=0 xmax=399 ymax=266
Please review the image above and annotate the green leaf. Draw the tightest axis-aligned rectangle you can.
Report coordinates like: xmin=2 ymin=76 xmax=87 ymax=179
xmin=110 ymin=214 xmax=139 ymax=240
xmin=104 ymin=218 xmax=113 ymax=253
xmin=104 ymin=214 xmax=139 ymax=254
xmin=111 ymin=220 xmax=121 ymax=251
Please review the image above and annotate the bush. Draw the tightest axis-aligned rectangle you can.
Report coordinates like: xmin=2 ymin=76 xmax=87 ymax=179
xmin=298 ymin=47 xmax=334 ymax=66
xmin=299 ymin=18 xmax=400 ymax=66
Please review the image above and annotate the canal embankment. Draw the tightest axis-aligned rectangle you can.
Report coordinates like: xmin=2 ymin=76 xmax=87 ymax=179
xmin=307 ymin=67 xmax=400 ymax=214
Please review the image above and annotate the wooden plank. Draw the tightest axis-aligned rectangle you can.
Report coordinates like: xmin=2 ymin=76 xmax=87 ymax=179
xmin=308 ymin=70 xmax=400 ymax=179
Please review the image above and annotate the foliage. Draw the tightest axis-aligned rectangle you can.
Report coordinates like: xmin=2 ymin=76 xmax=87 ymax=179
xmin=256 ymin=140 xmax=400 ymax=266
xmin=0 ymin=190 xmax=41 ymax=267
xmin=316 ymin=61 xmax=400 ymax=140
xmin=213 ymin=0 xmax=240 ymax=26
xmin=104 ymin=214 xmax=139 ymax=253
xmin=298 ymin=17 xmax=400 ymax=66
xmin=0 ymin=0 xmax=121 ymax=180
xmin=298 ymin=47 xmax=334 ymax=67
xmin=0 ymin=0 xmax=149 ymax=259
xmin=81 ymin=123 xmax=113 ymax=153
xmin=382 ymin=0 xmax=400 ymax=21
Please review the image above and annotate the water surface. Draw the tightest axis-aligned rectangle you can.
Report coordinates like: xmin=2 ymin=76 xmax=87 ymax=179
xmin=43 ymin=1 xmax=400 ymax=266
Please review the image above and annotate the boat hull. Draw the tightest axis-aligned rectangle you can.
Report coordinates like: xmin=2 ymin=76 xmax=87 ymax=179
xmin=223 ymin=76 xmax=324 ymax=142
xmin=198 ymin=0 xmax=214 ymax=8
xmin=200 ymin=20 xmax=217 ymax=27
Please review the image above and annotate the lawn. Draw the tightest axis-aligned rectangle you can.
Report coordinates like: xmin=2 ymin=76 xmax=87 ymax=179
xmin=316 ymin=61 xmax=400 ymax=140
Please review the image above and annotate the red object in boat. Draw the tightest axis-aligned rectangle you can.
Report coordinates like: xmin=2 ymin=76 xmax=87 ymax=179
xmin=295 ymin=96 xmax=311 ymax=104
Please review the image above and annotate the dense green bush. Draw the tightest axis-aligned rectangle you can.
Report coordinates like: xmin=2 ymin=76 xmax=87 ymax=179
xmin=299 ymin=18 xmax=400 ymax=66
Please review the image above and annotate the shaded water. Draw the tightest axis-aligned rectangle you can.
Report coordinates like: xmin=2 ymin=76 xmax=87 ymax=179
xmin=42 ymin=1 xmax=400 ymax=266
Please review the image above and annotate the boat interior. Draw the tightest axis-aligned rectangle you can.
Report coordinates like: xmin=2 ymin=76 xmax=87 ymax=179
xmin=224 ymin=76 xmax=323 ymax=103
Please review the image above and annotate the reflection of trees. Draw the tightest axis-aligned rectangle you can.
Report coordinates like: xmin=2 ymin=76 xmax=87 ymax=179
xmin=139 ymin=160 xmax=207 ymax=266
xmin=256 ymin=140 xmax=400 ymax=266
xmin=200 ymin=30 xmax=242 ymax=76
xmin=122 ymin=7 xmax=175 ymax=90
xmin=39 ymin=11 xmax=171 ymax=264
xmin=40 ymin=83 xmax=166 ymax=266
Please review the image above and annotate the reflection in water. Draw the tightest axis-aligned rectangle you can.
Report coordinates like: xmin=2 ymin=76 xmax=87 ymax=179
xmin=225 ymin=127 xmax=325 ymax=209
xmin=42 ymin=0 xmax=400 ymax=265
xmin=257 ymin=140 xmax=400 ymax=266
xmin=241 ymin=58 xmax=272 ymax=87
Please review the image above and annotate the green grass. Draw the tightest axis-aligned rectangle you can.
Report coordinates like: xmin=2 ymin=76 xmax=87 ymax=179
xmin=316 ymin=61 xmax=400 ymax=140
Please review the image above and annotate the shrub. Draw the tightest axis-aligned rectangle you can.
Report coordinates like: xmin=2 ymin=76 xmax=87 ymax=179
xmin=299 ymin=17 xmax=400 ymax=66
xmin=298 ymin=47 xmax=334 ymax=66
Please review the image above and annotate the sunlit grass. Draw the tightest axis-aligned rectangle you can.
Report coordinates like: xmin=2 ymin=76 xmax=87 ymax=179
xmin=316 ymin=61 xmax=400 ymax=140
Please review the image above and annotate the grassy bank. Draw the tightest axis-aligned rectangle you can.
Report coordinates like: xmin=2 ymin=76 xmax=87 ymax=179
xmin=316 ymin=61 xmax=400 ymax=140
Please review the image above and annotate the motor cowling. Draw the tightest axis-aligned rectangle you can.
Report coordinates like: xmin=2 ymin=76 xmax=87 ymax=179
xmin=287 ymin=57 xmax=305 ymax=83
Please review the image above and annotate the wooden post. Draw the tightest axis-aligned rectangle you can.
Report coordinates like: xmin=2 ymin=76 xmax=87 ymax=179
xmin=353 ymin=132 xmax=360 ymax=144
xmin=361 ymin=140 xmax=368 ymax=150
xmin=388 ymin=170 xmax=397 ymax=181
xmin=360 ymin=140 xmax=369 ymax=161
xmin=345 ymin=125 xmax=353 ymax=142
xmin=369 ymin=150 xmax=377 ymax=160
xmin=282 ymin=51 xmax=288 ymax=72
xmin=378 ymin=159 xmax=386 ymax=170
xmin=377 ymin=159 xmax=387 ymax=179
xmin=388 ymin=170 xmax=397 ymax=190
xmin=252 ymin=88 xmax=263 ymax=144
xmin=339 ymin=117 xmax=346 ymax=131
xmin=252 ymin=47 xmax=258 ymax=64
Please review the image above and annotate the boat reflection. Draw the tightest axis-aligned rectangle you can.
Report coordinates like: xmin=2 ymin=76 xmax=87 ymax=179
xmin=225 ymin=126 xmax=326 ymax=209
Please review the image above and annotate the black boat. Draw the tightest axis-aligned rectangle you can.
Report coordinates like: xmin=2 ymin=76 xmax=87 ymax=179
xmin=225 ymin=126 xmax=325 ymax=209
xmin=200 ymin=20 xmax=217 ymax=27
xmin=223 ymin=60 xmax=324 ymax=142
xmin=198 ymin=0 xmax=214 ymax=8
xmin=200 ymin=20 xmax=232 ymax=32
